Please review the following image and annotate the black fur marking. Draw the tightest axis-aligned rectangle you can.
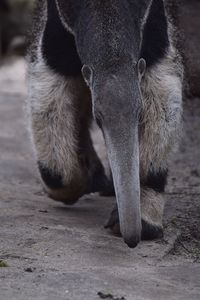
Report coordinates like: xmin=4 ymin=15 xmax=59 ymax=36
xmin=140 ymin=0 xmax=169 ymax=68
xmin=77 ymin=127 xmax=111 ymax=195
xmin=38 ymin=162 xmax=64 ymax=189
xmin=144 ymin=168 xmax=168 ymax=193
xmin=89 ymin=163 xmax=115 ymax=196
xmin=142 ymin=219 xmax=163 ymax=240
xmin=90 ymin=162 xmax=108 ymax=193
xmin=99 ymin=178 xmax=115 ymax=197
xmin=42 ymin=0 xmax=82 ymax=77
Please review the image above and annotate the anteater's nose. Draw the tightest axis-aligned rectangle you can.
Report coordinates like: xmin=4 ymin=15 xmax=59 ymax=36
xmin=124 ymin=235 xmax=140 ymax=248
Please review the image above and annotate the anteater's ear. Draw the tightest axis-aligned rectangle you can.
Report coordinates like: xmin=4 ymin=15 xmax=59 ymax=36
xmin=137 ymin=58 xmax=146 ymax=79
xmin=82 ymin=65 xmax=93 ymax=86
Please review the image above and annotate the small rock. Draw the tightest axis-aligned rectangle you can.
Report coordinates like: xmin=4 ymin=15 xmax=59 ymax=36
xmin=39 ymin=209 xmax=48 ymax=213
xmin=40 ymin=226 xmax=49 ymax=230
xmin=24 ymin=267 xmax=34 ymax=273
xmin=97 ymin=292 xmax=126 ymax=300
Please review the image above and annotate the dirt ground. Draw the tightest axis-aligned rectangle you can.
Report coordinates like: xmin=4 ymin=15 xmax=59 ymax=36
xmin=0 ymin=58 xmax=199 ymax=300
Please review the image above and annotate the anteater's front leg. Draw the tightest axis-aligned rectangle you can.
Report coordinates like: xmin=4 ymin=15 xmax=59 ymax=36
xmin=28 ymin=61 xmax=107 ymax=203
xmin=28 ymin=64 xmax=86 ymax=203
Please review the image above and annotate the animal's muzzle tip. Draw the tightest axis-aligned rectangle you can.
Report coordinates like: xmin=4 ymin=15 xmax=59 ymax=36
xmin=124 ymin=236 xmax=140 ymax=249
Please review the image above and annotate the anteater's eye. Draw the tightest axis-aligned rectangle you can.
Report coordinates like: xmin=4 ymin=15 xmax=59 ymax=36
xmin=82 ymin=65 xmax=93 ymax=86
xmin=137 ymin=58 xmax=146 ymax=77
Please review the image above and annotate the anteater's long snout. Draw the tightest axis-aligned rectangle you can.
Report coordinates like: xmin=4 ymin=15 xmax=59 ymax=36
xmin=92 ymin=72 xmax=142 ymax=248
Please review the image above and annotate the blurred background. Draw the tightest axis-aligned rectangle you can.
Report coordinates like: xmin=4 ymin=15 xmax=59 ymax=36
xmin=0 ymin=0 xmax=199 ymax=97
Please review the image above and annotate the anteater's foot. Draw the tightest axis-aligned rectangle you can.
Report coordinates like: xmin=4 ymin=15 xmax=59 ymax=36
xmin=105 ymin=203 xmax=163 ymax=240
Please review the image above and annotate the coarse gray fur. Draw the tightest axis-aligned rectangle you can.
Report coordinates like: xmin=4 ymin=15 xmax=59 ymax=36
xmin=27 ymin=0 xmax=183 ymax=248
